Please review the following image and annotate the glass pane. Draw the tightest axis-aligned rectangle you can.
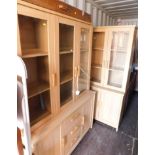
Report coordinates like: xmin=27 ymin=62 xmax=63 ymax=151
xmin=28 ymin=90 xmax=51 ymax=126
xmin=23 ymin=56 xmax=51 ymax=126
xmin=23 ymin=57 xmax=50 ymax=98
xmin=107 ymin=31 xmax=129 ymax=88
xmin=108 ymin=70 xmax=123 ymax=88
xmin=109 ymin=52 xmax=126 ymax=70
xmin=111 ymin=31 xmax=129 ymax=51
xmin=78 ymin=28 xmax=89 ymax=93
xmin=59 ymin=23 xmax=74 ymax=106
xmin=18 ymin=15 xmax=48 ymax=56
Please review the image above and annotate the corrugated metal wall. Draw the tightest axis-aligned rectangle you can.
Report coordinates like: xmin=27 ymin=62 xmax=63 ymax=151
xmin=59 ymin=0 xmax=138 ymax=26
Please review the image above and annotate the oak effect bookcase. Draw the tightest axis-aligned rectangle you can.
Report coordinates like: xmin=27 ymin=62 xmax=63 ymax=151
xmin=91 ymin=26 xmax=137 ymax=130
xmin=17 ymin=0 xmax=95 ymax=154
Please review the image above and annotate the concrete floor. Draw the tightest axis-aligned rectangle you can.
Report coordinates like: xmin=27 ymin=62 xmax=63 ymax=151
xmin=72 ymin=92 xmax=138 ymax=155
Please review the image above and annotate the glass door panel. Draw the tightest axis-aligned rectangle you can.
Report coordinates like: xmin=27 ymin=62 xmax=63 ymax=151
xmin=59 ymin=23 xmax=74 ymax=106
xmin=18 ymin=15 xmax=48 ymax=57
xmin=78 ymin=28 xmax=90 ymax=93
xmin=107 ymin=31 xmax=129 ymax=88
xmin=18 ymin=10 xmax=52 ymax=126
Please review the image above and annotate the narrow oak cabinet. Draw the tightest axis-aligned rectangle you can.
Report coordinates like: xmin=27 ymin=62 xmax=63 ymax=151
xmin=91 ymin=26 xmax=136 ymax=130
xmin=17 ymin=0 xmax=95 ymax=154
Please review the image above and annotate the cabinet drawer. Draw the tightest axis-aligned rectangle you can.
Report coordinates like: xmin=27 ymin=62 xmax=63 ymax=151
xmin=62 ymin=119 xmax=83 ymax=155
xmin=61 ymin=106 xmax=83 ymax=136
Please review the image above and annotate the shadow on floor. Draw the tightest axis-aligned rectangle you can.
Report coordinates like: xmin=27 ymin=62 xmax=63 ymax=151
xmin=72 ymin=92 xmax=138 ymax=155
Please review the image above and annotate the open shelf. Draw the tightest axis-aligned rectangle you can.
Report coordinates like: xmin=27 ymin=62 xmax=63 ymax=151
xmin=91 ymin=49 xmax=103 ymax=66
xmin=18 ymin=15 xmax=48 ymax=56
xmin=91 ymin=67 xmax=102 ymax=83
xmin=29 ymin=90 xmax=51 ymax=126
xmin=60 ymin=81 xmax=73 ymax=107
xmin=28 ymin=81 xmax=50 ymax=98
xmin=22 ymin=49 xmax=48 ymax=58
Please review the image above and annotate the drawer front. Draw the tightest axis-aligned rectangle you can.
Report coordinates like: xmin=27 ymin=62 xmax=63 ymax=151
xmin=61 ymin=107 xmax=84 ymax=155
xmin=61 ymin=106 xmax=84 ymax=136
xmin=62 ymin=119 xmax=84 ymax=155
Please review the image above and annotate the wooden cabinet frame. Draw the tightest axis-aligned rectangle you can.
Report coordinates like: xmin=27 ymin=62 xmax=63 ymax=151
xmin=91 ymin=26 xmax=136 ymax=130
xmin=17 ymin=1 xmax=94 ymax=154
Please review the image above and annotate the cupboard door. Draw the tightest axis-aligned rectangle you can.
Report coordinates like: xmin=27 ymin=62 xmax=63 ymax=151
xmin=34 ymin=126 xmax=61 ymax=155
xmin=76 ymin=24 xmax=92 ymax=95
xmin=18 ymin=5 xmax=54 ymax=127
xmin=105 ymin=28 xmax=135 ymax=91
xmin=91 ymin=86 xmax=124 ymax=129
xmin=56 ymin=17 xmax=76 ymax=107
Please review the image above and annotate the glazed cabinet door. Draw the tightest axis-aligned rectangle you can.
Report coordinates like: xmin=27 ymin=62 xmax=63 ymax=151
xmin=17 ymin=5 xmax=55 ymax=128
xmin=104 ymin=27 xmax=135 ymax=92
xmin=55 ymin=16 xmax=77 ymax=108
xmin=91 ymin=29 xmax=108 ymax=86
xmin=75 ymin=23 xmax=92 ymax=96
xmin=34 ymin=126 xmax=61 ymax=155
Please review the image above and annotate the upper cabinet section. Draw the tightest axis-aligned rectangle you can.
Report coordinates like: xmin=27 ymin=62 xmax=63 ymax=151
xmin=91 ymin=26 xmax=136 ymax=92
xmin=17 ymin=2 xmax=92 ymax=127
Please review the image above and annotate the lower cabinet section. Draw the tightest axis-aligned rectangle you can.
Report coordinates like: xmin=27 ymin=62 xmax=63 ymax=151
xmin=91 ymin=86 xmax=124 ymax=130
xmin=34 ymin=126 xmax=61 ymax=155
xmin=31 ymin=91 xmax=95 ymax=155
xmin=61 ymin=101 xmax=92 ymax=155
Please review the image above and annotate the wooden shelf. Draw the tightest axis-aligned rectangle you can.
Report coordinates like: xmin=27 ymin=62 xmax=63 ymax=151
xmin=28 ymin=81 xmax=50 ymax=98
xmin=93 ymin=48 xmax=104 ymax=51
xmin=80 ymin=48 xmax=88 ymax=52
xmin=108 ymin=82 xmax=121 ymax=88
xmin=61 ymin=96 xmax=72 ymax=107
xmin=22 ymin=49 xmax=48 ymax=58
xmin=91 ymin=78 xmax=101 ymax=83
xmin=30 ymin=110 xmax=51 ymax=126
xmin=60 ymin=72 xmax=73 ymax=85
xmin=60 ymin=51 xmax=73 ymax=55
xmin=111 ymin=49 xmax=126 ymax=53
xmin=109 ymin=67 xmax=124 ymax=72
xmin=91 ymin=64 xmax=102 ymax=68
